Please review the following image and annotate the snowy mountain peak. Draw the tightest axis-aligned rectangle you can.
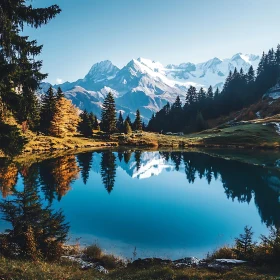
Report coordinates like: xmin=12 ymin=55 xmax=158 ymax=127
xmin=231 ymin=53 xmax=244 ymax=61
xmin=231 ymin=53 xmax=260 ymax=64
xmin=203 ymin=57 xmax=223 ymax=68
xmin=84 ymin=60 xmax=119 ymax=83
xmin=49 ymin=51 xmax=261 ymax=123
xmin=137 ymin=57 xmax=164 ymax=69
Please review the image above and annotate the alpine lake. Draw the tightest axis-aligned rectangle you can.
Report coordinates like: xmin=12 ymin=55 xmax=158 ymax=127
xmin=1 ymin=148 xmax=280 ymax=260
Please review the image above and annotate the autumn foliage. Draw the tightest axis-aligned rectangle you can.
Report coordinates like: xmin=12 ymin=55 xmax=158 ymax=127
xmin=49 ymin=97 xmax=80 ymax=137
xmin=51 ymin=155 xmax=80 ymax=199
xmin=0 ymin=163 xmax=18 ymax=198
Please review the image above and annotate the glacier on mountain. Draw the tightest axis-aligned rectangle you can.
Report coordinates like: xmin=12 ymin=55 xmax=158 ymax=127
xmin=41 ymin=53 xmax=260 ymax=122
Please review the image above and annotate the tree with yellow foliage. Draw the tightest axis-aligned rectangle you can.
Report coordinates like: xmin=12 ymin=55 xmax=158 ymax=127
xmin=49 ymin=97 xmax=80 ymax=137
xmin=0 ymin=162 xmax=18 ymax=198
xmin=51 ymin=155 xmax=79 ymax=200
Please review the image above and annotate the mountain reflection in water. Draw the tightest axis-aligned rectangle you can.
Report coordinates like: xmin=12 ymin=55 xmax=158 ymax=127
xmin=0 ymin=150 xmax=280 ymax=259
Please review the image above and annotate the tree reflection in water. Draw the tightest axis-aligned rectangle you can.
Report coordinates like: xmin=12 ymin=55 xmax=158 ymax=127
xmin=0 ymin=150 xmax=280 ymax=235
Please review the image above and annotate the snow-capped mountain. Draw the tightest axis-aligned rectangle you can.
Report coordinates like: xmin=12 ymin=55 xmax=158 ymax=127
xmin=42 ymin=53 xmax=260 ymax=122
xmin=87 ymin=151 xmax=177 ymax=180
xmin=118 ymin=151 xmax=175 ymax=179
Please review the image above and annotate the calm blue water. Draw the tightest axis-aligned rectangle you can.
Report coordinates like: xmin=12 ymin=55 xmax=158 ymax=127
xmin=1 ymin=150 xmax=280 ymax=260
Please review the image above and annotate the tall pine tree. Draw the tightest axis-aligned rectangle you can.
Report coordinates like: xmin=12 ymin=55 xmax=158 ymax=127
xmin=101 ymin=92 xmax=117 ymax=133
xmin=40 ymin=86 xmax=57 ymax=134
xmin=134 ymin=109 xmax=142 ymax=131
xmin=117 ymin=111 xmax=124 ymax=132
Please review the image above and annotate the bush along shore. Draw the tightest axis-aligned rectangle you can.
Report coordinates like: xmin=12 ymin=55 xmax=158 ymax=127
xmin=1 ymin=226 xmax=280 ymax=279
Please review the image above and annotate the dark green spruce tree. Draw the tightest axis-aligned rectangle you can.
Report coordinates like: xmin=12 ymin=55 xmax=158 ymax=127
xmin=78 ymin=110 xmax=93 ymax=137
xmin=88 ymin=112 xmax=95 ymax=129
xmin=93 ymin=115 xmax=99 ymax=130
xmin=125 ymin=115 xmax=132 ymax=127
xmin=134 ymin=109 xmax=142 ymax=131
xmin=0 ymin=163 xmax=69 ymax=261
xmin=40 ymin=86 xmax=57 ymax=134
xmin=77 ymin=152 xmax=93 ymax=185
xmin=214 ymin=88 xmax=220 ymax=100
xmin=117 ymin=111 xmax=124 ymax=132
xmin=207 ymin=86 xmax=214 ymax=100
xmin=101 ymin=92 xmax=117 ymax=133
xmin=134 ymin=150 xmax=142 ymax=171
xmin=185 ymin=86 xmax=197 ymax=106
xmin=100 ymin=151 xmax=117 ymax=194
xmin=0 ymin=0 xmax=61 ymax=154
xmin=56 ymin=87 xmax=64 ymax=99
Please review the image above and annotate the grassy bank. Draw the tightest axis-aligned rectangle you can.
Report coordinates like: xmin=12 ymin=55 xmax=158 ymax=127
xmin=111 ymin=121 xmax=280 ymax=149
xmin=2 ymin=126 xmax=280 ymax=170
xmin=0 ymin=256 xmax=279 ymax=280
xmin=2 ymin=115 xmax=280 ymax=160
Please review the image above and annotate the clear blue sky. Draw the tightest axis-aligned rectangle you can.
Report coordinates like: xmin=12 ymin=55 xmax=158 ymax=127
xmin=25 ymin=0 xmax=280 ymax=84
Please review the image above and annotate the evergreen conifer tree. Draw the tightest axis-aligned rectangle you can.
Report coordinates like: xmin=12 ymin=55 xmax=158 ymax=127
xmin=214 ymin=88 xmax=220 ymax=100
xmin=100 ymin=151 xmax=117 ymax=194
xmin=56 ymin=87 xmax=64 ymax=99
xmin=185 ymin=86 xmax=197 ymax=106
xmin=134 ymin=109 xmax=142 ymax=131
xmin=88 ymin=112 xmax=95 ymax=128
xmin=117 ymin=111 xmax=124 ymax=132
xmin=124 ymin=151 xmax=132 ymax=164
xmin=125 ymin=115 xmax=132 ymax=127
xmin=234 ymin=226 xmax=256 ymax=260
xmin=134 ymin=151 xmax=142 ymax=171
xmin=207 ymin=86 xmax=214 ymax=99
xmin=257 ymin=52 xmax=266 ymax=76
xmin=0 ymin=164 xmax=69 ymax=261
xmin=94 ymin=116 xmax=100 ymax=130
xmin=147 ymin=114 xmax=156 ymax=132
xmin=173 ymin=96 xmax=182 ymax=109
xmin=0 ymin=1 xmax=61 ymax=136
xmin=19 ymin=85 xmax=41 ymax=131
xmin=198 ymin=87 xmax=206 ymax=103
xmin=40 ymin=86 xmax=57 ymax=134
xmin=101 ymin=92 xmax=117 ymax=133
xmin=246 ymin=66 xmax=255 ymax=85
xmin=78 ymin=110 xmax=93 ymax=137
xmin=223 ymin=70 xmax=233 ymax=92
xmin=77 ymin=152 xmax=93 ymax=185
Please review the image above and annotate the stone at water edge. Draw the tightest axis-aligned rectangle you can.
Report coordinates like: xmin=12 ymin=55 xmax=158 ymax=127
xmin=214 ymin=259 xmax=247 ymax=264
xmin=173 ymin=257 xmax=201 ymax=267
xmin=61 ymin=255 xmax=109 ymax=274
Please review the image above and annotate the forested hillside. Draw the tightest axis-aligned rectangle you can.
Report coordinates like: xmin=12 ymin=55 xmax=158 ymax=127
xmin=147 ymin=46 xmax=280 ymax=133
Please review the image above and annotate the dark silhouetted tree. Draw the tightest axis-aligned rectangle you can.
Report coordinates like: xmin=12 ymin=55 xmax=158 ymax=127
xmin=0 ymin=164 xmax=69 ymax=261
xmin=134 ymin=109 xmax=142 ymax=131
xmin=77 ymin=152 xmax=93 ymax=185
xmin=100 ymin=152 xmax=117 ymax=194
xmin=101 ymin=92 xmax=117 ymax=133
xmin=117 ymin=111 xmax=124 ymax=132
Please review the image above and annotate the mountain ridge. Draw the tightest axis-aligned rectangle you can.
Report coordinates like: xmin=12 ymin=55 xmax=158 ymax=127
xmin=43 ymin=53 xmax=260 ymax=122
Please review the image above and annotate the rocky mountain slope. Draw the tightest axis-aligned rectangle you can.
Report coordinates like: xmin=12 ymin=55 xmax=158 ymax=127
xmin=41 ymin=53 xmax=260 ymax=122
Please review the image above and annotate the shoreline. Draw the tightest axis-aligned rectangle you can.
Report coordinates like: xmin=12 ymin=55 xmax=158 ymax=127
xmin=2 ymin=143 xmax=279 ymax=171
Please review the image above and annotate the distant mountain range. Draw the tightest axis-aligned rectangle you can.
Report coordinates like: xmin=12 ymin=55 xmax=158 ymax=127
xmin=40 ymin=53 xmax=260 ymax=122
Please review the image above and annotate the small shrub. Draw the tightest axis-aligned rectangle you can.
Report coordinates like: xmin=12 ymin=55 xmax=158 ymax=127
xmin=84 ymin=244 xmax=102 ymax=260
xmin=233 ymin=226 xmax=256 ymax=260
xmin=101 ymin=254 xmax=118 ymax=269
xmin=259 ymin=226 xmax=280 ymax=265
